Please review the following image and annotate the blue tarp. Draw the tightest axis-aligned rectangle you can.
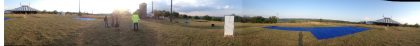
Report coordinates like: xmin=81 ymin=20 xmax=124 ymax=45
xmin=263 ymin=26 xmax=310 ymax=31
xmin=5 ymin=18 xmax=10 ymax=20
xmin=76 ymin=17 xmax=96 ymax=21
xmin=263 ymin=26 xmax=369 ymax=40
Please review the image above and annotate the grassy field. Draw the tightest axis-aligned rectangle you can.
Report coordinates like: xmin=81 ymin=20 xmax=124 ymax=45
xmin=143 ymin=18 xmax=420 ymax=46
xmin=5 ymin=14 xmax=420 ymax=46
xmin=5 ymin=14 xmax=97 ymax=45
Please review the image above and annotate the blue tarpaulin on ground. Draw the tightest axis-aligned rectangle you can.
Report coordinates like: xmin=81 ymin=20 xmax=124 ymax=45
xmin=76 ymin=17 xmax=96 ymax=21
xmin=5 ymin=18 xmax=10 ymax=20
xmin=263 ymin=26 xmax=369 ymax=40
xmin=263 ymin=26 xmax=310 ymax=31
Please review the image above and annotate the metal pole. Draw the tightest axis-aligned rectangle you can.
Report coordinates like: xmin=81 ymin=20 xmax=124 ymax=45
xmin=78 ymin=0 xmax=81 ymax=16
xmin=170 ymin=0 xmax=173 ymax=22
xmin=152 ymin=0 xmax=154 ymax=16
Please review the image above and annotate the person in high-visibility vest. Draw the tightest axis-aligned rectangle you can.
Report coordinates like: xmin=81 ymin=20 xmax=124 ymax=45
xmin=132 ymin=14 xmax=140 ymax=31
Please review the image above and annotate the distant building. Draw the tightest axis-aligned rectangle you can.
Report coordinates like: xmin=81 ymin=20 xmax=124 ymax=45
xmin=9 ymin=5 xmax=39 ymax=14
xmin=368 ymin=17 xmax=400 ymax=26
xmin=139 ymin=3 xmax=147 ymax=18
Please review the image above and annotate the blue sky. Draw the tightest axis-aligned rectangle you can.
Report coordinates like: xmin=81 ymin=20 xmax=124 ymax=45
xmin=243 ymin=0 xmax=420 ymax=24
xmin=5 ymin=0 xmax=153 ymax=14
xmin=4 ymin=0 xmax=420 ymax=24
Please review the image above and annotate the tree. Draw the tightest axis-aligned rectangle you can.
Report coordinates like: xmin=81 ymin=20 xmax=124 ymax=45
xmin=232 ymin=14 xmax=242 ymax=22
xmin=212 ymin=17 xmax=223 ymax=21
xmin=319 ymin=19 xmax=324 ymax=22
xmin=153 ymin=10 xmax=162 ymax=17
xmin=415 ymin=23 xmax=419 ymax=28
xmin=193 ymin=16 xmax=201 ymax=19
xmin=181 ymin=14 xmax=189 ymax=19
xmin=187 ymin=16 xmax=192 ymax=19
xmin=171 ymin=12 xmax=180 ymax=18
xmin=66 ymin=11 xmax=71 ymax=14
xmin=251 ymin=16 xmax=265 ymax=23
xmin=403 ymin=23 xmax=408 ymax=27
xmin=240 ymin=16 xmax=251 ymax=23
xmin=53 ymin=10 xmax=58 ymax=14
xmin=203 ymin=15 xmax=212 ymax=20
xmin=267 ymin=16 xmax=278 ymax=23
xmin=41 ymin=10 xmax=47 ymax=14
xmin=153 ymin=10 xmax=182 ymax=17
xmin=153 ymin=10 xmax=171 ymax=17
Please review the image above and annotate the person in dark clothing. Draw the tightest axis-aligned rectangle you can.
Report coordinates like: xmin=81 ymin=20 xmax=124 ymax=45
xmin=111 ymin=12 xmax=120 ymax=27
xmin=104 ymin=16 xmax=109 ymax=28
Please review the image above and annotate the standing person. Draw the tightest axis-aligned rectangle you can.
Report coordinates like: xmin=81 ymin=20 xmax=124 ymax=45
xmin=104 ymin=16 xmax=109 ymax=28
xmin=111 ymin=11 xmax=120 ymax=27
xmin=132 ymin=14 xmax=140 ymax=31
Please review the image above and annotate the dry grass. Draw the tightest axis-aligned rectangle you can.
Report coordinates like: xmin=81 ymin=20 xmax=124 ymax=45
xmin=5 ymin=14 xmax=95 ymax=45
xmin=5 ymin=14 xmax=420 ymax=46
xmin=142 ymin=19 xmax=420 ymax=46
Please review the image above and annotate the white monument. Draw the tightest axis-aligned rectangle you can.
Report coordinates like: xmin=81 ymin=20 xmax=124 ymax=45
xmin=224 ymin=16 xmax=234 ymax=37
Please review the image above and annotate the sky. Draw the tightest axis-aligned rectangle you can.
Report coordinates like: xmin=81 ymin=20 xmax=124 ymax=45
xmin=5 ymin=0 xmax=152 ymax=14
xmin=4 ymin=0 xmax=420 ymax=24
xmin=243 ymin=0 xmax=420 ymax=24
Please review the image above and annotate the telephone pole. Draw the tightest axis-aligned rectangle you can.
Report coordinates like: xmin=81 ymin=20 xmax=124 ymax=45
xmin=170 ymin=0 xmax=173 ymax=22
xmin=152 ymin=0 xmax=154 ymax=16
xmin=78 ymin=0 xmax=81 ymax=16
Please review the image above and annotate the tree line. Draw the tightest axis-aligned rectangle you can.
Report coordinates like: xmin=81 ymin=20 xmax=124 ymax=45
xmin=38 ymin=10 xmax=90 ymax=14
xmin=153 ymin=10 xmax=279 ymax=23
xmin=402 ymin=23 xmax=420 ymax=28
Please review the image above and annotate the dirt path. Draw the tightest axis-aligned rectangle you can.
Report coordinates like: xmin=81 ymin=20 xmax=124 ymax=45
xmin=74 ymin=15 xmax=157 ymax=46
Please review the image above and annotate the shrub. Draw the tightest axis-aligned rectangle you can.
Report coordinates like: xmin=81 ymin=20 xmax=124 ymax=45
xmin=267 ymin=16 xmax=278 ymax=23
xmin=193 ymin=16 xmax=201 ymax=19
xmin=203 ymin=15 xmax=212 ymax=20
xmin=251 ymin=16 xmax=266 ymax=23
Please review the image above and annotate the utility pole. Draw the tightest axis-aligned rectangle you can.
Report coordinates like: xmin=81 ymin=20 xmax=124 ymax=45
xmin=152 ymin=0 xmax=154 ymax=16
xmin=78 ymin=0 xmax=81 ymax=16
xmin=170 ymin=0 xmax=173 ymax=22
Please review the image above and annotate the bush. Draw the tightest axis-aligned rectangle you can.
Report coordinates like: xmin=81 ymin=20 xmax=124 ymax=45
xmin=175 ymin=13 xmax=278 ymax=23
xmin=403 ymin=23 xmax=408 ymax=26
xmin=203 ymin=15 xmax=212 ymax=20
xmin=53 ymin=10 xmax=58 ymax=14
xmin=240 ymin=16 xmax=251 ymax=23
xmin=251 ymin=16 xmax=266 ymax=23
xmin=212 ymin=17 xmax=223 ymax=21
xmin=193 ymin=16 xmax=201 ymax=19
xmin=267 ymin=16 xmax=278 ymax=23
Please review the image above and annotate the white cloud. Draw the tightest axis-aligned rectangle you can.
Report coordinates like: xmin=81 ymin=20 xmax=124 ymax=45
xmin=216 ymin=5 xmax=231 ymax=10
xmin=223 ymin=5 xmax=231 ymax=9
